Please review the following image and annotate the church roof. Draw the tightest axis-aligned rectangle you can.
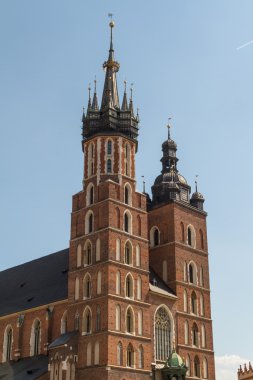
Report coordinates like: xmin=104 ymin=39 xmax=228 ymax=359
xmin=0 ymin=354 xmax=48 ymax=380
xmin=0 ymin=249 xmax=68 ymax=317
xmin=149 ymin=268 xmax=177 ymax=299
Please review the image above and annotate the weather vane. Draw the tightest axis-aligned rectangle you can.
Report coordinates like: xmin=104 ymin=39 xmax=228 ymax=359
xmin=167 ymin=117 xmax=172 ymax=139
xmin=108 ymin=13 xmax=113 ymax=20
xmin=195 ymin=174 xmax=199 ymax=192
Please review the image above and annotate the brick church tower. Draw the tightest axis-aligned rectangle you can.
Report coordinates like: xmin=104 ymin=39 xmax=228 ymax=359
xmin=0 ymin=20 xmax=215 ymax=380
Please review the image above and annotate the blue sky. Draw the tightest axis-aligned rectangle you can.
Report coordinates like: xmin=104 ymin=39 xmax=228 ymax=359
xmin=0 ymin=1 xmax=252 ymax=378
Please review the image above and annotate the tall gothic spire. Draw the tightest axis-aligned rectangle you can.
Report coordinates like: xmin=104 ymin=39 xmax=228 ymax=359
xmin=92 ymin=78 xmax=99 ymax=111
xmin=101 ymin=21 xmax=120 ymax=110
xmin=121 ymin=80 xmax=128 ymax=111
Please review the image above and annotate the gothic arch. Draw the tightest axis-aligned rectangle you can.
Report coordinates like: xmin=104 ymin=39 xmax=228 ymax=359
xmin=187 ymin=224 xmax=196 ymax=248
xmin=150 ymin=226 xmax=160 ymax=247
xmin=82 ymin=306 xmax=92 ymax=334
xmin=86 ymin=182 xmax=95 ymax=206
xmin=154 ymin=305 xmax=174 ymax=361
xmin=2 ymin=325 xmax=13 ymax=362
xmin=124 ymin=182 xmax=132 ymax=205
xmin=125 ymin=306 xmax=135 ymax=334
xmin=85 ymin=210 xmax=94 ymax=234
xmin=30 ymin=319 xmax=41 ymax=356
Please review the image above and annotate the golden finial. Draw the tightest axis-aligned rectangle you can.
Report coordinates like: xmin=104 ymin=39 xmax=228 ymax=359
xmin=130 ymin=83 xmax=134 ymax=100
xmin=108 ymin=13 xmax=115 ymax=28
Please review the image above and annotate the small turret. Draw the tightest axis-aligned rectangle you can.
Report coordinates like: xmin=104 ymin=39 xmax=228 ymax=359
xmin=190 ymin=177 xmax=205 ymax=211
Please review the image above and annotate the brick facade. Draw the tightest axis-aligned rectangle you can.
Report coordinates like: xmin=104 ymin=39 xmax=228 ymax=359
xmin=0 ymin=22 xmax=216 ymax=380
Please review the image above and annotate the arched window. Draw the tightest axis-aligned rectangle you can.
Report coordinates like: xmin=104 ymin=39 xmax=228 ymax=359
xmin=85 ymin=211 xmax=94 ymax=234
xmin=162 ymin=260 xmax=168 ymax=282
xmin=96 ymin=306 xmax=101 ymax=331
xmin=155 ymin=307 xmax=172 ymax=361
xmin=83 ymin=307 xmax=92 ymax=334
xmin=201 ymin=324 xmax=206 ymax=348
xmin=138 ymin=310 xmax=143 ymax=336
xmin=117 ymin=342 xmax=123 ymax=366
xmin=200 ymin=293 xmax=204 ymax=316
xmin=184 ymin=320 xmax=189 ymax=344
xmin=107 ymin=159 xmax=112 ymax=173
xmin=186 ymin=355 xmax=191 ymax=376
xmin=124 ymin=211 xmax=132 ymax=233
xmin=200 ymin=229 xmax=204 ymax=249
xmin=189 ymin=262 xmax=197 ymax=284
xmin=150 ymin=226 xmax=160 ymax=247
xmin=126 ymin=307 xmax=134 ymax=334
xmin=183 ymin=290 xmax=188 ymax=312
xmin=107 ymin=140 xmax=112 ymax=155
xmin=125 ymin=143 xmax=131 ymax=176
xmin=124 ymin=241 xmax=133 ymax=265
xmin=138 ymin=345 xmax=144 ymax=369
xmin=194 ymin=356 xmax=200 ymax=378
xmin=126 ymin=343 xmax=134 ymax=367
xmin=61 ymin=311 xmax=67 ymax=334
xmin=88 ymin=143 xmax=95 ymax=177
xmin=84 ymin=240 xmax=92 ymax=266
xmin=136 ymin=245 xmax=141 ymax=267
xmin=200 ymin=266 xmax=204 ymax=287
xmin=116 ymin=305 xmax=121 ymax=331
xmin=180 ymin=222 xmax=184 ymax=242
xmin=125 ymin=274 xmax=134 ymax=298
xmin=116 ymin=238 xmax=121 ymax=261
xmin=87 ymin=342 xmax=92 ymax=366
xmin=125 ymin=185 xmax=129 ymax=204
xmin=97 ymin=271 xmax=102 ymax=295
xmin=203 ymin=357 xmax=208 ymax=379
xmin=77 ymin=244 xmax=82 ymax=267
xmin=86 ymin=183 xmax=94 ymax=206
xmin=137 ymin=276 xmax=142 ymax=300
xmin=75 ymin=277 xmax=80 ymax=300
xmin=30 ymin=319 xmax=41 ymax=356
xmin=115 ymin=207 xmax=120 ymax=229
xmin=183 ymin=261 xmax=187 ymax=281
xmin=192 ymin=323 xmax=199 ymax=347
xmin=83 ymin=273 xmax=91 ymax=299
xmin=96 ymin=238 xmax=100 ymax=261
xmin=3 ymin=325 xmax=13 ymax=362
xmin=191 ymin=291 xmax=197 ymax=314
xmin=75 ymin=312 xmax=79 ymax=331
xmin=94 ymin=341 xmax=100 ymax=365
xmin=187 ymin=225 xmax=196 ymax=248
xmin=137 ymin=215 xmax=141 ymax=236
xmin=116 ymin=271 xmax=121 ymax=295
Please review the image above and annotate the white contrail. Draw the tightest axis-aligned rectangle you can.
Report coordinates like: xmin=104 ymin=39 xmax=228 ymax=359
xmin=236 ymin=40 xmax=253 ymax=50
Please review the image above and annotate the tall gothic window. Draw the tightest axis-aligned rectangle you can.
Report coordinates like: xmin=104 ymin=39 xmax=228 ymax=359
xmin=107 ymin=159 xmax=112 ymax=173
xmin=83 ymin=273 xmax=91 ymax=299
xmin=107 ymin=140 xmax=112 ymax=155
xmin=189 ymin=262 xmax=197 ymax=284
xmin=117 ymin=342 xmax=123 ymax=366
xmin=83 ymin=307 xmax=92 ymax=334
xmin=191 ymin=291 xmax=197 ymax=314
xmin=3 ymin=326 xmax=13 ymax=362
xmin=84 ymin=240 xmax=92 ymax=266
xmin=124 ymin=185 xmax=129 ymax=204
xmin=124 ymin=241 xmax=132 ymax=265
xmin=194 ymin=356 xmax=200 ymax=378
xmin=31 ymin=319 xmax=41 ymax=356
xmin=124 ymin=211 xmax=131 ymax=233
xmin=192 ymin=323 xmax=199 ymax=347
xmin=61 ymin=311 xmax=67 ymax=334
xmin=155 ymin=307 xmax=172 ymax=361
xmin=127 ymin=343 xmax=134 ymax=367
xmin=126 ymin=307 xmax=134 ymax=334
xmin=85 ymin=211 xmax=94 ymax=234
xmin=125 ymin=274 xmax=134 ymax=298
xmin=150 ymin=226 xmax=160 ymax=247
xmin=96 ymin=306 xmax=101 ymax=331
xmin=138 ymin=345 xmax=144 ymax=369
